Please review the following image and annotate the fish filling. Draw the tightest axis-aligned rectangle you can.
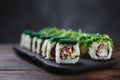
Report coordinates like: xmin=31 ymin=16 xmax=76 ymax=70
xmin=60 ymin=45 xmax=74 ymax=59
xmin=96 ymin=44 xmax=108 ymax=57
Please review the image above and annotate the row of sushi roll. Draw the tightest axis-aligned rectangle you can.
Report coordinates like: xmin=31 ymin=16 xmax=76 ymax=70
xmin=20 ymin=27 xmax=114 ymax=64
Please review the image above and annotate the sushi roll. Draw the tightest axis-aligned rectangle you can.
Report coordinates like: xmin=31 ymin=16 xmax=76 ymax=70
xmin=20 ymin=33 xmax=26 ymax=48
xmin=36 ymin=36 xmax=44 ymax=54
xmin=31 ymin=33 xmax=41 ymax=53
xmin=55 ymin=38 xmax=80 ymax=64
xmin=88 ymin=34 xmax=114 ymax=60
xmin=36 ymin=35 xmax=53 ymax=56
xmin=46 ymin=37 xmax=65 ymax=59
xmin=79 ymin=33 xmax=114 ymax=60
xmin=41 ymin=36 xmax=54 ymax=57
xmin=20 ymin=31 xmax=30 ymax=48
xmin=20 ymin=31 xmax=34 ymax=50
xmin=41 ymin=40 xmax=49 ymax=57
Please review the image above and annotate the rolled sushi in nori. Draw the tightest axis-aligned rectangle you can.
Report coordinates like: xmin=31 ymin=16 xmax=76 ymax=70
xmin=46 ymin=37 xmax=65 ymax=59
xmin=20 ymin=32 xmax=26 ymax=48
xmin=55 ymin=38 xmax=80 ymax=64
xmin=36 ymin=34 xmax=51 ymax=54
xmin=32 ymin=33 xmax=43 ymax=53
xmin=36 ymin=35 xmax=44 ymax=54
xmin=36 ymin=35 xmax=53 ymax=56
xmin=20 ymin=31 xmax=34 ymax=50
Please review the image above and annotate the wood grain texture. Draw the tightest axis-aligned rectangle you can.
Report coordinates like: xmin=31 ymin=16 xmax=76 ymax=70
xmin=0 ymin=44 xmax=120 ymax=80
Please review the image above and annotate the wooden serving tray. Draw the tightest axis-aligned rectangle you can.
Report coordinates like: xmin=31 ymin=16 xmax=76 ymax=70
xmin=13 ymin=45 xmax=117 ymax=74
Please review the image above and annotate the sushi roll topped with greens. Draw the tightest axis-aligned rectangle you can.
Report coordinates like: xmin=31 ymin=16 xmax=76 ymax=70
xmin=20 ymin=31 xmax=36 ymax=50
xmin=79 ymin=33 xmax=114 ymax=60
xmin=55 ymin=38 xmax=80 ymax=64
xmin=32 ymin=33 xmax=44 ymax=53
xmin=88 ymin=34 xmax=113 ymax=60
xmin=46 ymin=37 xmax=66 ymax=59
xmin=39 ymin=35 xmax=55 ymax=57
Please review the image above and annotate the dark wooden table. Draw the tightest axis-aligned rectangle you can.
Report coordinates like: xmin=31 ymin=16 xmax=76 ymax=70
xmin=0 ymin=43 xmax=120 ymax=80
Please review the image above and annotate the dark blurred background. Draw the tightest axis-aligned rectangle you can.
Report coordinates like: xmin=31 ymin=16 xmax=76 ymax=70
xmin=1 ymin=0 xmax=120 ymax=43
